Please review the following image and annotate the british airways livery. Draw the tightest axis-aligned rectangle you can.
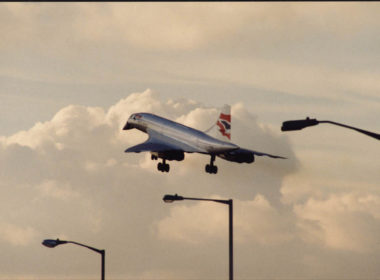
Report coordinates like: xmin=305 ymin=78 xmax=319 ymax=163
xmin=123 ymin=105 xmax=285 ymax=174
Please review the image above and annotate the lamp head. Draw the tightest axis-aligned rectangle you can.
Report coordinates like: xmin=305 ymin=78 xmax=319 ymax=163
xmin=281 ymin=117 xmax=319 ymax=131
xmin=42 ymin=239 xmax=67 ymax=248
xmin=163 ymin=194 xmax=184 ymax=203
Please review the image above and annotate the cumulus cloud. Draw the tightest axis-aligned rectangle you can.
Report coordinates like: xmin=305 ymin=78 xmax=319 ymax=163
xmin=157 ymin=195 xmax=294 ymax=246
xmin=36 ymin=180 xmax=81 ymax=201
xmin=0 ymin=89 xmax=297 ymax=277
xmin=0 ymin=89 xmax=378 ymax=279
xmin=295 ymin=192 xmax=380 ymax=252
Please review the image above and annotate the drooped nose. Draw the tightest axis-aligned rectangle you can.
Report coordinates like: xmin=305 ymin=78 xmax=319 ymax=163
xmin=123 ymin=120 xmax=133 ymax=130
xmin=123 ymin=115 xmax=137 ymax=130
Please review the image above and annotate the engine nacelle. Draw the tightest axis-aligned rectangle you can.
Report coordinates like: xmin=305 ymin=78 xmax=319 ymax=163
xmin=152 ymin=151 xmax=185 ymax=161
xmin=218 ymin=148 xmax=254 ymax=163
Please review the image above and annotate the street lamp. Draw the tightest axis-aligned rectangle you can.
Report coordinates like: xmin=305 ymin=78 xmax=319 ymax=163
xmin=42 ymin=238 xmax=105 ymax=280
xmin=281 ymin=117 xmax=380 ymax=140
xmin=163 ymin=194 xmax=234 ymax=280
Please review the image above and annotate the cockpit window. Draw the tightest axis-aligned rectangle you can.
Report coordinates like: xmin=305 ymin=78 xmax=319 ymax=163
xmin=131 ymin=114 xmax=142 ymax=120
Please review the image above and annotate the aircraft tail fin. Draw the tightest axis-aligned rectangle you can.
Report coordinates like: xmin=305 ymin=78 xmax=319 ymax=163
xmin=205 ymin=104 xmax=231 ymax=141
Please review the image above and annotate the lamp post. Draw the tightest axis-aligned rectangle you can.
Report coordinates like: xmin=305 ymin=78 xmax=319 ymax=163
xmin=42 ymin=239 xmax=105 ymax=280
xmin=163 ymin=194 xmax=233 ymax=280
xmin=281 ymin=117 xmax=380 ymax=140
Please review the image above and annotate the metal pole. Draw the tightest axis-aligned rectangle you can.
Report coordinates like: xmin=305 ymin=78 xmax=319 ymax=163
xmin=229 ymin=199 xmax=233 ymax=280
xmin=101 ymin=250 xmax=105 ymax=280
xmin=68 ymin=241 xmax=105 ymax=280
xmin=164 ymin=196 xmax=233 ymax=280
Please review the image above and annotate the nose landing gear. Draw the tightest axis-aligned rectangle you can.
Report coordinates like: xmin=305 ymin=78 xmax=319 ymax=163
xmin=205 ymin=164 xmax=217 ymax=174
xmin=205 ymin=155 xmax=218 ymax=174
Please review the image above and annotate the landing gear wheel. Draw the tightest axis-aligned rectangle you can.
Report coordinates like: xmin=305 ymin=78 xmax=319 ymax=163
xmin=205 ymin=164 xmax=218 ymax=174
xmin=205 ymin=164 xmax=210 ymax=173
xmin=157 ymin=161 xmax=170 ymax=173
xmin=212 ymin=165 xmax=218 ymax=174
xmin=157 ymin=162 xmax=163 ymax=172
xmin=205 ymin=155 xmax=218 ymax=174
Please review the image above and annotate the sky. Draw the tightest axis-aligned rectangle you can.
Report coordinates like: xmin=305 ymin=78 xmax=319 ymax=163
xmin=0 ymin=2 xmax=380 ymax=280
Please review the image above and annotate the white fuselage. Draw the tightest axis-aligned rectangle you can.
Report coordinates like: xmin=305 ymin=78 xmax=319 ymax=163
xmin=125 ymin=113 xmax=239 ymax=154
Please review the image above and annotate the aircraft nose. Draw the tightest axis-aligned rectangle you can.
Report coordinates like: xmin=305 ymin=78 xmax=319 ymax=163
xmin=123 ymin=117 xmax=136 ymax=130
xmin=123 ymin=121 xmax=132 ymax=130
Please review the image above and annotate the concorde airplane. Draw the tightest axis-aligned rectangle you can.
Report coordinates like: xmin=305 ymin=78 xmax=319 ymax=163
xmin=123 ymin=105 xmax=285 ymax=174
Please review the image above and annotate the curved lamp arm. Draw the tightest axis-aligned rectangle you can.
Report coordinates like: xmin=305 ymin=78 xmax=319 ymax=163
xmin=66 ymin=241 xmax=104 ymax=255
xmin=282 ymin=118 xmax=380 ymax=141
xmin=319 ymin=120 xmax=380 ymax=140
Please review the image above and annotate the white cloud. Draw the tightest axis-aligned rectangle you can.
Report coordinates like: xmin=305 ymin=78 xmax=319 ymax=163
xmin=4 ymin=104 xmax=107 ymax=149
xmin=157 ymin=195 xmax=294 ymax=246
xmin=0 ymin=89 xmax=378 ymax=279
xmin=295 ymin=192 xmax=380 ymax=252
xmin=0 ymin=89 xmax=297 ymax=278
xmin=0 ymin=223 xmax=37 ymax=247
xmin=36 ymin=180 xmax=80 ymax=201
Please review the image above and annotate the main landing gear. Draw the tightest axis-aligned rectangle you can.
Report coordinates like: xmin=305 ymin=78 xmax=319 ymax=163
xmin=157 ymin=159 xmax=170 ymax=173
xmin=151 ymin=154 xmax=170 ymax=173
xmin=205 ymin=155 xmax=218 ymax=174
